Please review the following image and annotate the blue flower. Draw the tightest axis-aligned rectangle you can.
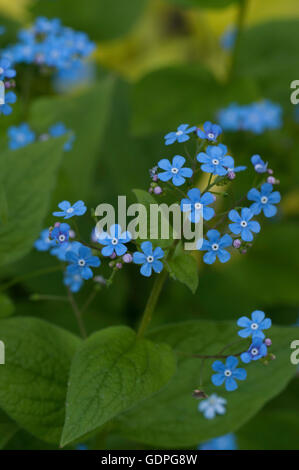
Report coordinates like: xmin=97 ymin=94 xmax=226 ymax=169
xmin=218 ymin=103 xmax=243 ymax=131
xmin=228 ymin=208 xmax=260 ymax=242
xmin=220 ymin=26 xmax=237 ymax=50
xmin=0 ymin=58 xmax=16 ymax=80
xmin=237 ymin=310 xmax=271 ymax=339
xmin=50 ymin=223 xmax=70 ymax=244
xmin=7 ymin=123 xmax=35 ymax=150
xmin=66 ymin=244 xmax=100 ymax=280
xmin=181 ymin=188 xmax=215 ymax=223
xmin=199 ymin=433 xmax=237 ymax=451
xmin=164 ymin=124 xmax=196 ymax=145
xmin=64 ymin=270 xmax=84 ymax=293
xmin=157 ymin=155 xmax=193 ymax=186
xmin=211 ymin=356 xmax=247 ymax=391
xmin=51 ymin=241 xmax=81 ymax=261
xmin=251 ymin=154 xmax=268 ymax=173
xmin=53 ymin=200 xmax=87 ymax=219
xmin=247 ymin=183 xmax=281 ymax=218
xmin=197 ymin=144 xmax=234 ymax=176
xmin=34 ymin=16 xmax=61 ymax=34
xmin=48 ymin=122 xmax=75 ymax=151
xmin=199 ymin=229 xmax=232 ymax=264
xmin=240 ymin=338 xmax=268 ymax=364
xmin=197 ymin=121 xmax=222 ymax=142
xmin=34 ymin=229 xmax=56 ymax=251
xmin=198 ymin=394 xmax=227 ymax=420
xmin=133 ymin=241 xmax=164 ymax=277
xmin=97 ymin=224 xmax=131 ymax=257
xmin=0 ymin=91 xmax=16 ymax=115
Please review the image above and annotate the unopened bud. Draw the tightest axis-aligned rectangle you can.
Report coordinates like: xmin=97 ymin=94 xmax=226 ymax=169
xmin=154 ymin=186 xmax=163 ymax=195
xmin=267 ymin=176 xmax=275 ymax=184
xmin=116 ymin=262 xmax=123 ymax=270
xmin=123 ymin=253 xmax=133 ymax=263
xmin=192 ymin=389 xmax=208 ymax=399
xmin=110 ymin=252 xmax=116 ymax=260
xmin=227 ymin=171 xmax=236 ymax=180
xmin=233 ymin=239 xmax=241 ymax=249
xmin=267 ymin=168 xmax=274 ymax=175
xmin=265 ymin=338 xmax=272 ymax=346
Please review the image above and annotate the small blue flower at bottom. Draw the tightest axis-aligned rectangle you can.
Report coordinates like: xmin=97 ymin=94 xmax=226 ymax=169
xmin=53 ymin=200 xmax=87 ymax=219
xmin=197 ymin=121 xmax=222 ymax=142
xmin=164 ymin=124 xmax=196 ymax=145
xmin=97 ymin=224 xmax=131 ymax=257
xmin=64 ymin=271 xmax=84 ymax=293
xmin=237 ymin=310 xmax=271 ymax=339
xmin=199 ymin=229 xmax=232 ymax=264
xmin=241 ymin=338 xmax=268 ymax=364
xmin=198 ymin=433 xmax=237 ymax=450
xmin=211 ymin=356 xmax=247 ymax=391
xmin=66 ymin=244 xmax=100 ymax=280
xmin=133 ymin=241 xmax=164 ymax=277
xmin=247 ymin=183 xmax=281 ymax=218
xmin=76 ymin=444 xmax=88 ymax=450
xmin=50 ymin=223 xmax=70 ymax=244
xmin=198 ymin=394 xmax=227 ymax=420
xmin=228 ymin=208 xmax=260 ymax=242
xmin=0 ymin=91 xmax=16 ymax=115
xmin=157 ymin=155 xmax=193 ymax=186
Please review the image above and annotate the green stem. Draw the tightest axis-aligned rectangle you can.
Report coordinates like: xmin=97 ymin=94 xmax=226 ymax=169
xmin=66 ymin=287 xmax=87 ymax=339
xmin=137 ymin=269 xmax=168 ymax=337
xmin=0 ymin=265 xmax=63 ymax=293
xmin=228 ymin=0 xmax=249 ymax=81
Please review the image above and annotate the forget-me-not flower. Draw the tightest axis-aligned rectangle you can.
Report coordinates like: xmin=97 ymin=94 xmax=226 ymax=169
xmin=97 ymin=224 xmax=131 ymax=257
xmin=199 ymin=229 xmax=232 ymax=264
xmin=240 ymin=338 xmax=268 ymax=364
xmin=133 ymin=241 xmax=164 ymax=277
xmin=181 ymin=188 xmax=215 ymax=223
xmin=197 ymin=121 xmax=222 ymax=142
xmin=8 ymin=123 xmax=35 ymax=150
xmin=247 ymin=183 xmax=281 ymax=218
xmin=157 ymin=156 xmax=193 ymax=186
xmin=50 ymin=223 xmax=70 ymax=244
xmin=199 ymin=433 xmax=237 ymax=450
xmin=66 ymin=244 xmax=100 ymax=280
xmin=0 ymin=91 xmax=16 ymax=115
xmin=34 ymin=229 xmax=56 ymax=251
xmin=237 ymin=310 xmax=271 ymax=339
xmin=211 ymin=356 xmax=247 ymax=391
xmin=228 ymin=208 xmax=260 ymax=242
xmin=197 ymin=144 xmax=234 ymax=176
xmin=64 ymin=270 xmax=84 ymax=293
xmin=198 ymin=394 xmax=227 ymax=420
xmin=164 ymin=124 xmax=196 ymax=145
xmin=53 ymin=200 xmax=87 ymax=219
xmin=251 ymin=154 xmax=268 ymax=173
xmin=48 ymin=122 xmax=75 ymax=151
xmin=0 ymin=58 xmax=16 ymax=80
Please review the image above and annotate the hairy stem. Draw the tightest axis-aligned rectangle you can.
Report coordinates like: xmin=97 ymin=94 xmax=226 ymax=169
xmin=67 ymin=287 xmax=87 ymax=339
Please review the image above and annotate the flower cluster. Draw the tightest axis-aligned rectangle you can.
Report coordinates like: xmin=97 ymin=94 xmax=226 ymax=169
xmin=218 ymin=101 xmax=282 ymax=134
xmin=0 ymin=57 xmax=17 ymax=116
xmin=4 ymin=17 xmax=95 ymax=73
xmin=7 ymin=122 xmax=75 ymax=151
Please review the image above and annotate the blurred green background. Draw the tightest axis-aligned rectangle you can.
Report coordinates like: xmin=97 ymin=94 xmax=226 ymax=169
xmin=0 ymin=0 xmax=299 ymax=450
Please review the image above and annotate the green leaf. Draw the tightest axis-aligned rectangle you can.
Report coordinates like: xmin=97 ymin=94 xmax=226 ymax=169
xmin=30 ymin=77 xmax=115 ymax=202
xmin=0 ymin=409 xmax=18 ymax=449
xmin=31 ymin=0 xmax=148 ymax=41
xmin=166 ymin=245 xmax=198 ymax=293
xmin=115 ymin=320 xmax=298 ymax=447
xmin=0 ymin=138 xmax=65 ymax=267
xmin=0 ymin=317 xmax=81 ymax=444
xmin=0 ymin=294 xmax=14 ymax=318
xmin=61 ymin=325 xmax=176 ymax=447
xmin=132 ymin=65 xmax=258 ymax=136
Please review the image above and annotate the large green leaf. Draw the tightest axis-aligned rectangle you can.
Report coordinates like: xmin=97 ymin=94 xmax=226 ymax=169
xmin=132 ymin=65 xmax=258 ymax=136
xmin=29 ymin=77 xmax=115 ymax=202
xmin=0 ymin=294 xmax=14 ymax=318
xmin=0 ymin=409 xmax=18 ymax=449
xmin=115 ymin=320 xmax=298 ymax=447
xmin=166 ymin=244 xmax=198 ymax=293
xmin=31 ymin=0 xmax=148 ymax=41
xmin=0 ymin=317 xmax=81 ymax=444
xmin=0 ymin=138 xmax=65 ymax=267
xmin=61 ymin=325 xmax=176 ymax=446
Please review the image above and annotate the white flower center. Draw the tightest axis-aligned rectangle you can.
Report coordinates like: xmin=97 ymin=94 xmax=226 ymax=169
xmin=251 ymin=348 xmax=259 ymax=356
xmin=78 ymin=259 xmax=86 ymax=267
xmin=171 ymin=167 xmax=179 ymax=174
xmin=111 ymin=238 xmax=118 ymax=245
xmin=59 ymin=234 xmax=66 ymax=242
xmin=147 ymin=255 xmax=154 ymax=263
xmin=208 ymin=133 xmax=215 ymax=139
xmin=176 ymin=130 xmax=183 ymax=136
xmin=212 ymin=159 xmax=219 ymax=166
xmin=224 ymin=369 xmax=232 ymax=377
xmin=194 ymin=202 xmax=202 ymax=210
xmin=261 ymin=196 xmax=268 ymax=204
xmin=255 ymin=164 xmax=263 ymax=171
xmin=240 ymin=220 xmax=247 ymax=228
xmin=67 ymin=207 xmax=74 ymax=214
xmin=251 ymin=322 xmax=258 ymax=330
xmin=211 ymin=243 xmax=219 ymax=251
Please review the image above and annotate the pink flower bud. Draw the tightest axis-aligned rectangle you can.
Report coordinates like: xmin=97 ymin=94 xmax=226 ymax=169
xmin=233 ymin=239 xmax=241 ymax=249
